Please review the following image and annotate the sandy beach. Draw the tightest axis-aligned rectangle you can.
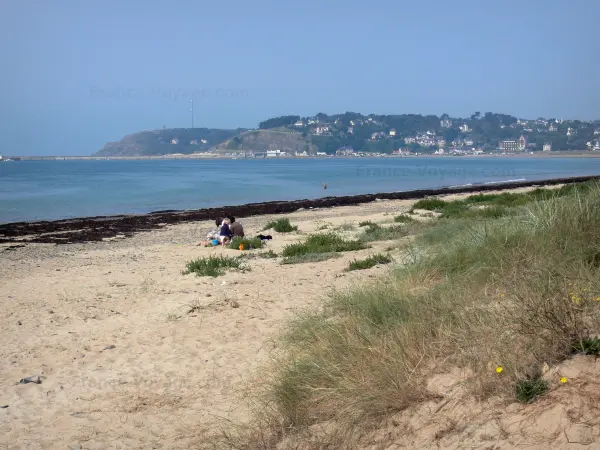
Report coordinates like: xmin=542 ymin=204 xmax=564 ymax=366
xmin=2 ymin=186 xmax=600 ymax=449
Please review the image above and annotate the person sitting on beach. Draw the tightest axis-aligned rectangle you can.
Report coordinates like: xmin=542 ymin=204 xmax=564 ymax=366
xmin=203 ymin=218 xmax=222 ymax=240
xmin=227 ymin=216 xmax=245 ymax=238
xmin=219 ymin=217 xmax=233 ymax=245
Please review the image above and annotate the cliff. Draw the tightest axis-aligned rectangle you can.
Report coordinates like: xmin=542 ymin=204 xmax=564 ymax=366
xmin=216 ymin=130 xmax=309 ymax=154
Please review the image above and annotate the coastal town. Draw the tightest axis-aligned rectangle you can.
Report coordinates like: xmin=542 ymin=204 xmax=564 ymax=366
xmin=102 ymin=112 xmax=600 ymax=158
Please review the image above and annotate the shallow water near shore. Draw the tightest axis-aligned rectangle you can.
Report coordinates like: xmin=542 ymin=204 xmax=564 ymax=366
xmin=2 ymin=157 xmax=600 ymax=223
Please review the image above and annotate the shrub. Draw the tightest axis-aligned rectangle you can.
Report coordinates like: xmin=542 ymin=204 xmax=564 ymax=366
xmin=228 ymin=236 xmax=263 ymax=250
xmin=347 ymin=253 xmax=393 ymax=271
xmin=263 ymin=218 xmax=298 ymax=233
xmin=183 ymin=255 xmax=249 ymax=277
xmin=282 ymin=233 xmax=367 ymax=258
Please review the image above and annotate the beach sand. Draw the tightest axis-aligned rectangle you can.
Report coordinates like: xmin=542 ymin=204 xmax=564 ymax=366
xmin=2 ymin=185 xmax=599 ymax=449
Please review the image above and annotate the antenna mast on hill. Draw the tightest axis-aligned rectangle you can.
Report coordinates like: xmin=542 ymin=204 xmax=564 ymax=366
xmin=190 ymin=99 xmax=194 ymax=128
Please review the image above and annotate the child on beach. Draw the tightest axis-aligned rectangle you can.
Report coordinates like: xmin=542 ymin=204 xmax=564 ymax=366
xmin=219 ymin=217 xmax=233 ymax=245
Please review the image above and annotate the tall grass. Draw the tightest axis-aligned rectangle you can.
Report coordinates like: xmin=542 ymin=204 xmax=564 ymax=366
xmin=411 ymin=182 xmax=594 ymax=219
xmin=263 ymin=218 xmax=298 ymax=233
xmin=230 ymin=182 xmax=600 ymax=446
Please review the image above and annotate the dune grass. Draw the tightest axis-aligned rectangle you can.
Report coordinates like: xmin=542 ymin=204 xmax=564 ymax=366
xmin=410 ymin=182 xmax=594 ymax=219
xmin=359 ymin=221 xmax=427 ymax=242
xmin=394 ymin=214 xmax=415 ymax=223
xmin=347 ymin=253 xmax=392 ymax=271
xmin=222 ymin=182 xmax=600 ymax=446
xmin=281 ymin=233 xmax=367 ymax=264
xmin=358 ymin=220 xmax=376 ymax=227
xmin=263 ymin=218 xmax=298 ymax=233
xmin=183 ymin=255 xmax=249 ymax=277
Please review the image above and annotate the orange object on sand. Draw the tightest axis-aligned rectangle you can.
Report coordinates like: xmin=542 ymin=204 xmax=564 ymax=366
xmin=239 ymin=244 xmax=245 ymax=251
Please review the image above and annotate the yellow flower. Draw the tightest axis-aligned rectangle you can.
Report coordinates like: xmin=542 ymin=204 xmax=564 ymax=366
xmin=496 ymin=366 xmax=503 ymax=374
xmin=596 ymin=297 xmax=600 ymax=301
xmin=500 ymin=293 xmax=505 ymax=297
xmin=560 ymin=377 xmax=568 ymax=383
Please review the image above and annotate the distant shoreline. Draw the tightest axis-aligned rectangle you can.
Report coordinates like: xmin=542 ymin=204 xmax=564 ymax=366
xmin=4 ymin=151 xmax=600 ymax=161
xmin=1 ymin=174 xmax=598 ymax=244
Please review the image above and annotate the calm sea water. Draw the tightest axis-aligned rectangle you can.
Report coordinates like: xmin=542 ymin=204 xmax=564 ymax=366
xmin=1 ymin=157 xmax=600 ymax=224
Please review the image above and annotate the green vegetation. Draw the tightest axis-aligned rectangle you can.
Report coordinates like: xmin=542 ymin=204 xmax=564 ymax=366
xmin=410 ymin=184 xmax=595 ymax=219
xmin=347 ymin=253 xmax=393 ymax=271
xmin=281 ymin=233 xmax=367 ymax=264
xmin=516 ymin=375 xmax=549 ymax=403
xmin=572 ymin=336 xmax=600 ymax=356
xmin=394 ymin=214 xmax=415 ymax=223
xmin=263 ymin=218 xmax=298 ymax=233
xmin=281 ymin=252 xmax=341 ymax=265
xmin=183 ymin=255 xmax=249 ymax=277
xmin=228 ymin=236 xmax=263 ymax=250
xmin=224 ymin=182 xmax=600 ymax=446
xmin=254 ymin=112 xmax=598 ymax=153
xmin=336 ymin=222 xmax=355 ymax=231
xmin=259 ymin=115 xmax=301 ymax=130
xmin=239 ymin=249 xmax=278 ymax=260
xmin=359 ymin=222 xmax=420 ymax=242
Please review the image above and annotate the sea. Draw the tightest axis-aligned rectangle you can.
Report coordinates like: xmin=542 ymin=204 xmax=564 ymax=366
xmin=2 ymin=157 xmax=600 ymax=224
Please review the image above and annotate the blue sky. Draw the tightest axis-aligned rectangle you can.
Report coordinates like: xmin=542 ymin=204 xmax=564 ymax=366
xmin=1 ymin=0 xmax=599 ymax=156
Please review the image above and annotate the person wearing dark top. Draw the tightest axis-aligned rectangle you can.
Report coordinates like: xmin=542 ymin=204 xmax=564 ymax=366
xmin=219 ymin=218 xmax=233 ymax=245
xmin=227 ymin=216 xmax=245 ymax=237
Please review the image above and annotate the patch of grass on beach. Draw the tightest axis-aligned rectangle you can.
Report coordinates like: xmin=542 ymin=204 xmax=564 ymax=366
xmin=183 ymin=255 xmax=249 ymax=277
xmin=228 ymin=236 xmax=263 ymax=250
xmin=347 ymin=253 xmax=392 ymax=271
xmin=394 ymin=214 xmax=415 ymax=223
xmin=239 ymin=249 xmax=278 ymax=260
xmin=218 ymin=181 xmax=600 ymax=447
xmin=516 ymin=375 xmax=548 ymax=403
xmin=358 ymin=220 xmax=376 ymax=227
xmin=281 ymin=252 xmax=341 ymax=265
xmin=335 ymin=222 xmax=355 ymax=231
xmin=282 ymin=233 xmax=366 ymax=257
xmin=359 ymin=222 xmax=425 ymax=243
xmin=412 ymin=198 xmax=447 ymax=211
xmin=263 ymin=218 xmax=298 ymax=233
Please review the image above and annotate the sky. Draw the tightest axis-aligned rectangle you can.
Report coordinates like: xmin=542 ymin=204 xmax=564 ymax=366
xmin=1 ymin=0 xmax=599 ymax=156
